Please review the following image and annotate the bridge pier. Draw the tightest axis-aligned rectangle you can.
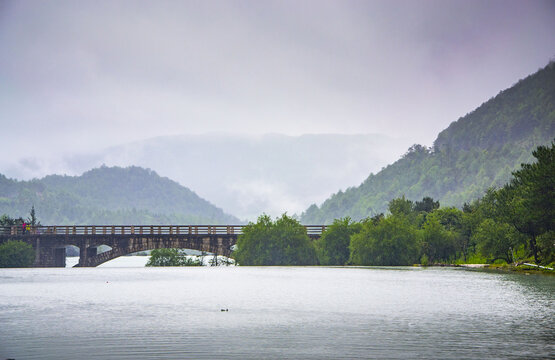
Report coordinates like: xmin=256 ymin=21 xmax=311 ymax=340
xmin=30 ymin=238 xmax=66 ymax=267
xmin=77 ymin=241 xmax=99 ymax=267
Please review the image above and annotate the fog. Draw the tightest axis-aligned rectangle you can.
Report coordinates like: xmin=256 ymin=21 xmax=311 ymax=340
xmin=1 ymin=0 xmax=554 ymax=218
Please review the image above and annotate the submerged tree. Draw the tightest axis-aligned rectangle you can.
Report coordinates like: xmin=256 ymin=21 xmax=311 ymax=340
xmin=146 ymin=248 xmax=202 ymax=267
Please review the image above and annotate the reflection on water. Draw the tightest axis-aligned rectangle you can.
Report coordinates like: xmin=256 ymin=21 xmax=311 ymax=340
xmin=66 ymin=255 xmax=230 ymax=268
xmin=65 ymin=256 xmax=150 ymax=268
xmin=0 ymin=267 xmax=553 ymax=359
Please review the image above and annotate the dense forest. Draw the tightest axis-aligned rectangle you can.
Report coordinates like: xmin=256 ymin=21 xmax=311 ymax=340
xmin=235 ymin=142 xmax=554 ymax=267
xmin=0 ymin=166 xmax=240 ymax=224
xmin=302 ymin=62 xmax=555 ymax=224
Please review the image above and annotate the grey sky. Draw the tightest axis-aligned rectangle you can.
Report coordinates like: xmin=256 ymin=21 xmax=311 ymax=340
xmin=1 ymin=0 xmax=554 ymax=164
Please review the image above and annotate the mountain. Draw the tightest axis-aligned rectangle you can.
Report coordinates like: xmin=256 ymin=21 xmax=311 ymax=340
xmin=2 ymin=133 xmax=412 ymax=220
xmin=301 ymin=62 xmax=555 ymax=223
xmin=0 ymin=166 xmax=240 ymax=225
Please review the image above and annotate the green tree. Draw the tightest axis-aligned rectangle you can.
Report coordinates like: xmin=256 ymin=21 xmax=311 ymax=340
xmin=234 ymin=214 xmax=317 ymax=266
xmin=414 ymin=197 xmax=440 ymax=213
xmin=349 ymin=215 xmax=420 ymax=266
xmin=0 ymin=214 xmax=25 ymax=227
xmin=536 ymin=231 xmax=554 ymax=265
xmin=315 ymin=217 xmax=362 ymax=265
xmin=421 ymin=214 xmax=457 ymax=263
xmin=507 ymin=141 xmax=554 ymax=263
xmin=146 ymin=248 xmax=202 ymax=267
xmin=473 ymin=219 xmax=524 ymax=263
xmin=388 ymin=195 xmax=414 ymax=217
xmin=0 ymin=240 xmax=35 ymax=267
xmin=27 ymin=205 xmax=41 ymax=226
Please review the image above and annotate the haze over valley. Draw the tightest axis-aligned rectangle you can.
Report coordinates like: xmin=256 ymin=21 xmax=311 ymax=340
xmin=2 ymin=133 xmax=411 ymax=220
xmin=1 ymin=0 xmax=554 ymax=223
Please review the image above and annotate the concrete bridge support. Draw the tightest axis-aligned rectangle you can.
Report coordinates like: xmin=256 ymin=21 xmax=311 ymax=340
xmin=25 ymin=237 xmax=68 ymax=267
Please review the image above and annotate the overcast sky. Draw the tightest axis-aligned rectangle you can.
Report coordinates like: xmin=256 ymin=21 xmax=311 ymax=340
xmin=1 ymin=0 xmax=555 ymax=166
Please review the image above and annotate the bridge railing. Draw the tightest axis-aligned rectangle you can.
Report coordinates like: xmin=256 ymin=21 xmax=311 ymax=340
xmin=0 ymin=225 xmax=327 ymax=236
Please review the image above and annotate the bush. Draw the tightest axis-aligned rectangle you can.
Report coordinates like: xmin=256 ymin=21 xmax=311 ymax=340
xmin=0 ymin=240 xmax=35 ymax=268
xmin=146 ymin=248 xmax=202 ymax=267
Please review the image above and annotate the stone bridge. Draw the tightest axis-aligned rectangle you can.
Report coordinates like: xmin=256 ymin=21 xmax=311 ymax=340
xmin=0 ymin=225 xmax=327 ymax=267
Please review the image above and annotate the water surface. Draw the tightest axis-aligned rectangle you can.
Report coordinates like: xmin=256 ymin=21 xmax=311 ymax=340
xmin=1 ymin=266 xmax=553 ymax=359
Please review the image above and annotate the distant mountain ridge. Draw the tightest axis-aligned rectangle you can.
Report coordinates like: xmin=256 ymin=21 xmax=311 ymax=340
xmin=301 ymin=62 xmax=555 ymax=223
xmin=59 ymin=133 xmax=412 ymax=219
xmin=0 ymin=133 xmax=412 ymax=220
xmin=0 ymin=166 xmax=240 ymax=225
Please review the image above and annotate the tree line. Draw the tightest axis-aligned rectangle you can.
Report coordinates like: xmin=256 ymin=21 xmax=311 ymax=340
xmin=235 ymin=142 xmax=554 ymax=267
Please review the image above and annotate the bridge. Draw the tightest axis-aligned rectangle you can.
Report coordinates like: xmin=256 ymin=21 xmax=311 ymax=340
xmin=0 ymin=224 xmax=327 ymax=267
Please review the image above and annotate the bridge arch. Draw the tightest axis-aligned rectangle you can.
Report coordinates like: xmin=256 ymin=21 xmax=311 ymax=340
xmin=77 ymin=235 xmax=236 ymax=267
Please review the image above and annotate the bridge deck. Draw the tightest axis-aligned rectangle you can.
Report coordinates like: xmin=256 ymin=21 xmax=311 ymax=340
xmin=0 ymin=224 xmax=327 ymax=237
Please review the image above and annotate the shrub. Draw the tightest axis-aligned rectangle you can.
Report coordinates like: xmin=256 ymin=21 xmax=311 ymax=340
xmin=0 ymin=240 xmax=35 ymax=268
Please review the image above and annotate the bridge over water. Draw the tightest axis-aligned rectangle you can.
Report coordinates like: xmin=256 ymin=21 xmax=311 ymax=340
xmin=0 ymin=225 xmax=327 ymax=267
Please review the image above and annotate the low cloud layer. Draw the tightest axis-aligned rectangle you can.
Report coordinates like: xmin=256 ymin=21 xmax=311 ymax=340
xmin=1 ymin=0 xmax=554 ymax=160
xmin=1 ymin=1 xmax=554 ymax=219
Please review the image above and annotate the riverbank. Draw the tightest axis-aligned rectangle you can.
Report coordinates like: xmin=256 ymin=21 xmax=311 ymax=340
xmin=483 ymin=263 xmax=555 ymax=275
xmin=414 ymin=263 xmax=555 ymax=275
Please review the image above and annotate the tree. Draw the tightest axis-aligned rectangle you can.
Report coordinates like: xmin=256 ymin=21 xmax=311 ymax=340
xmin=388 ymin=196 xmax=414 ymax=217
xmin=370 ymin=213 xmax=384 ymax=225
xmin=421 ymin=214 xmax=457 ymax=263
xmin=511 ymin=141 xmax=554 ymax=234
xmin=146 ymin=248 xmax=202 ymax=267
xmin=0 ymin=240 xmax=35 ymax=267
xmin=315 ymin=217 xmax=361 ymax=265
xmin=349 ymin=215 xmax=420 ymax=266
xmin=234 ymin=214 xmax=317 ymax=266
xmin=0 ymin=214 xmax=25 ymax=227
xmin=414 ymin=197 xmax=440 ymax=213
xmin=507 ymin=141 xmax=555 ymax=263
xmin=536 ymin=231 xmax=554 ymax=265
xmin=27 ymin=205 xmax=41 ymax=226
xmin=473 ymin=219 xmax=524 ymax=263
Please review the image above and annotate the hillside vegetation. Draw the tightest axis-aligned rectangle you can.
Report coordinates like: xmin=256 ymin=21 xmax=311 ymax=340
xmin=302 ymin=62 xmax=555 ymax=224
xmin=0 ymin=166 xmax=239 ymax=225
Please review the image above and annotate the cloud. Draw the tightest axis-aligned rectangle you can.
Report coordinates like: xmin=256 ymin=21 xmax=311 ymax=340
xmin=1 ymin=0 xmax=554 ymax=208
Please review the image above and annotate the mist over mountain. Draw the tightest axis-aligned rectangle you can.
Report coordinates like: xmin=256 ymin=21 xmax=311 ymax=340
xmin=301 ymin=62 xmax=555 ymax=223
xmin=0 ymin=166 xmax=239 ymax=225
xmin=3 ymin=133 xmax=411 ymax=220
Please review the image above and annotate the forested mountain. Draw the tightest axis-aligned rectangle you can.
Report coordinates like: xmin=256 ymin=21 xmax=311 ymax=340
xmin=2 ymin=133 xmax=411 ymax=220
xmin=302 ymin=62 xmax=555 ymax=224
xmin=0 ymin=166 xmax=240 ymax=224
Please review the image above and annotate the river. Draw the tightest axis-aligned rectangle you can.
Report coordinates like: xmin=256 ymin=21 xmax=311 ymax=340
xmin=1 ymin=265 xmax=553 ymax=359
